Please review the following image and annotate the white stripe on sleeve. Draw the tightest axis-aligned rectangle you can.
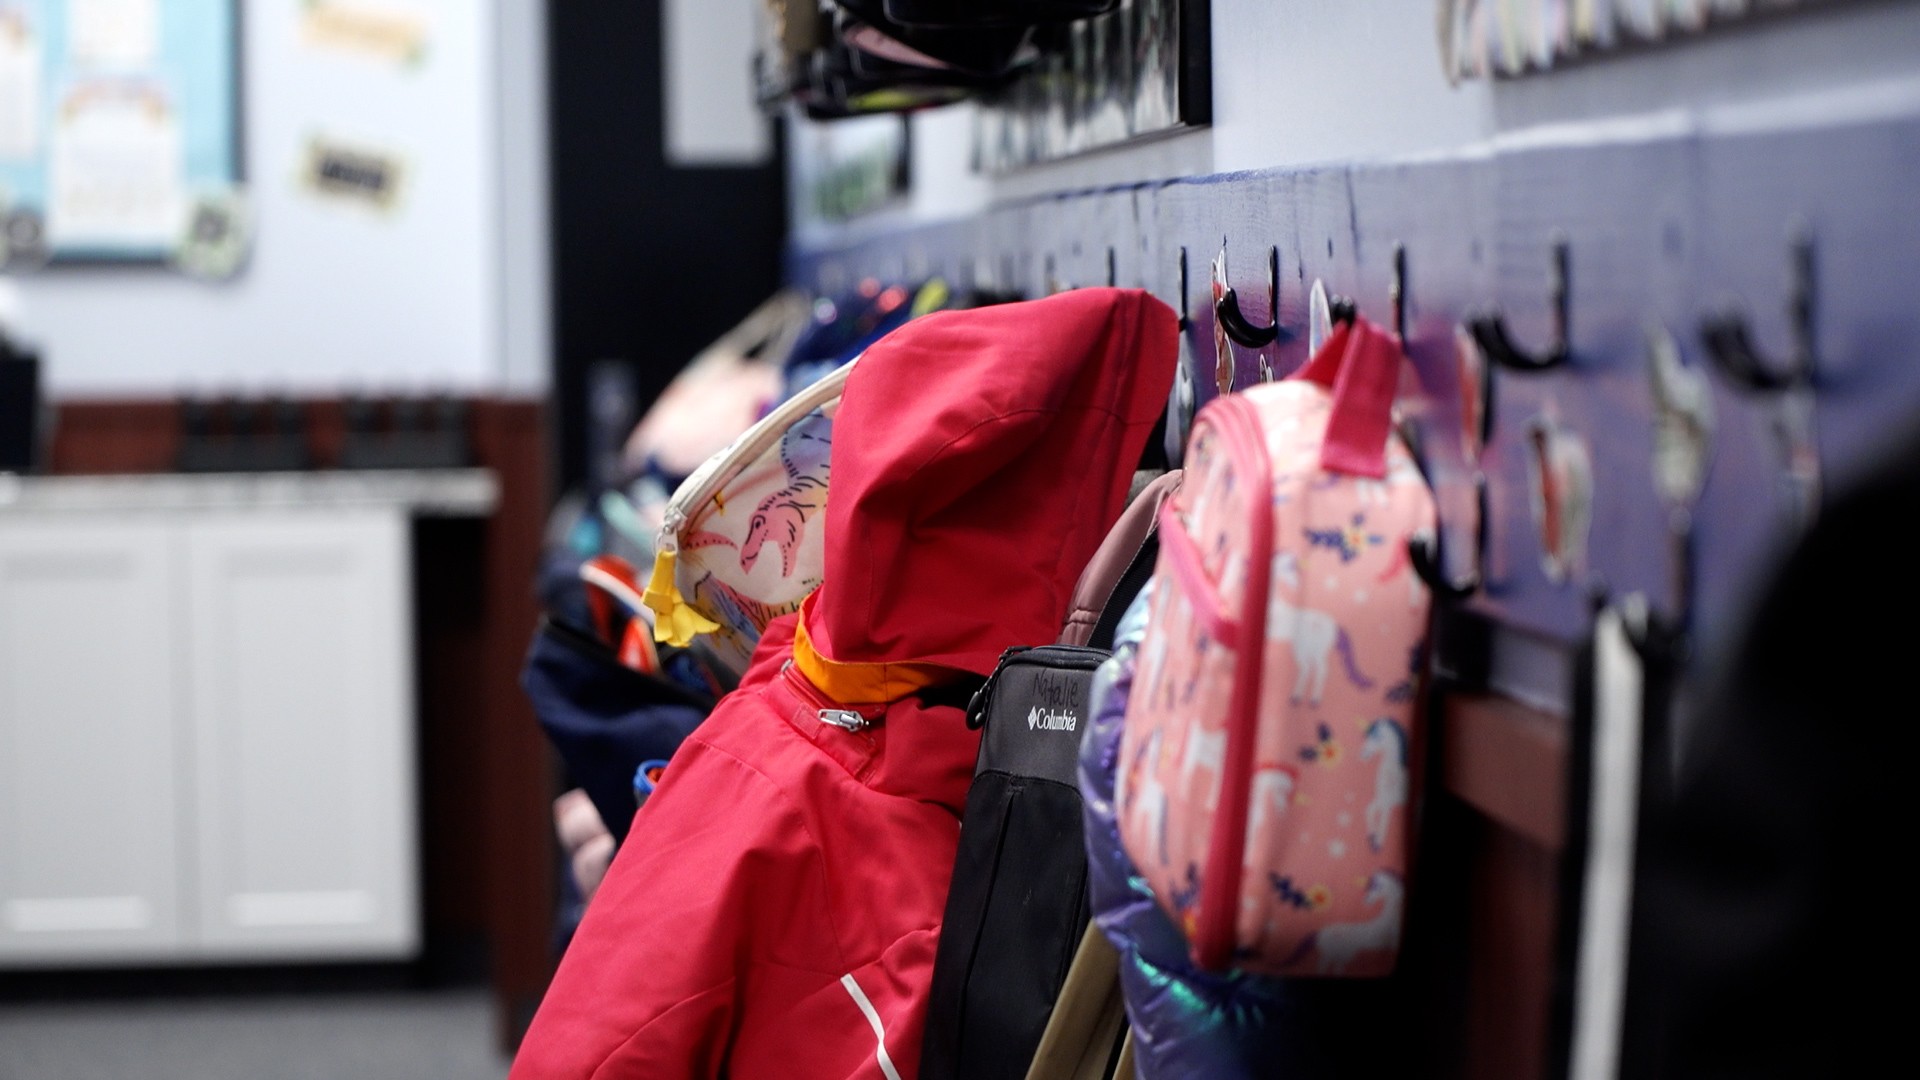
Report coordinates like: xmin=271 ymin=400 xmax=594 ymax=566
xmin=839 ymin=973 xmax=905 ymax=1080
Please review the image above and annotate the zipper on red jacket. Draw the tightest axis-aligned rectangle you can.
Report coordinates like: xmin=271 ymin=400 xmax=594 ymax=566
xmin=1191 ymin=394 xmax=1275 ymax=971
xmin=781 ymin=660 xmax=885 ymax=732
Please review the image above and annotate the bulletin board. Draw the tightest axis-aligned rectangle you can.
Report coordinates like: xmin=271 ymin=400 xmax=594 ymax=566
xmin=0 ymin=0 xmax=241 ymax=264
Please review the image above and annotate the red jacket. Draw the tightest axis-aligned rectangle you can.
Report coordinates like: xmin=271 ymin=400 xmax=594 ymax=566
xmin=512 ymin=288 xmax=1178 ymax=1079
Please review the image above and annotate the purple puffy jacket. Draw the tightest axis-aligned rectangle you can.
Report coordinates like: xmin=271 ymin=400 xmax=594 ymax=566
xmin=1080 ymin=583 xmax=1404 ymax=1078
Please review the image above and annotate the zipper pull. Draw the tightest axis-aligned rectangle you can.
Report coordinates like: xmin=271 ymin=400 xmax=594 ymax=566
xmin=965 ymin=646 xmax=1026 ymax=730
xmin=818 ymin=709 xmax=871 ymax=732
xmin=964 ymin=680 xmax=994 ymax=730
xmin=783 ymin=659 xmax=878 ymax=732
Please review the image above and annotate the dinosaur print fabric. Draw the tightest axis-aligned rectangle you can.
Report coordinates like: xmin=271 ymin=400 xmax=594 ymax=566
xmin=1116 ymin=319 xmax=1436 ymax=978
xmin=649 ymin=361 xmax=850 ymax=678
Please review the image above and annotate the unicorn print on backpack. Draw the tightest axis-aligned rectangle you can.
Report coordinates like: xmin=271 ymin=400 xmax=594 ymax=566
xmin=1247 ymin=764 xmax=1299 ymax=842
xmin=1359 ymin=718 xmax=1409 ymax=853
xmin=1121 ymin=728 xmax=1171 ymax=866
xmin=1297 ymin=869 xmax=1405 ymax=975
xmin=1180 ymin=726 xmax=1227 ymax=811
xmin=1112 ymin=316 xmax=1437 ymax=977
xmin=1268 ymin=583 xmax=1373 ymax=705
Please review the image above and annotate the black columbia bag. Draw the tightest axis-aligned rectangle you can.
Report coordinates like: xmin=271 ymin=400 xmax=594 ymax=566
xmin=920 ymin=471 xmax=1177 ymax=1080
xmin=921 ymin=644 xmax=1111 ymax=1080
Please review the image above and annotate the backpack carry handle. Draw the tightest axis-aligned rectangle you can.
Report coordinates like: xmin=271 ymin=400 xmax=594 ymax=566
xmin=1293 ymin=315 xmax=1403 ymax=479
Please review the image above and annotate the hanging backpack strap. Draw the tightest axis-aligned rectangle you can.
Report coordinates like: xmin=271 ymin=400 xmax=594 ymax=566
xmin=1086 ymin=530 xmax=1162 ymax=654
xmin=1070 ymin=470 xmax=1185 ymax=650
xmin=1293 ymin=318 xmax=1354 ymax=388
xmin=915 ymin=672 xmax=991 ymax=713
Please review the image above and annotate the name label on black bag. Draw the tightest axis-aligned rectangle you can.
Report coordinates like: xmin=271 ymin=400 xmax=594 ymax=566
xmin=975 ymin=646 xmax=1109 ymax=783
xmin=1025 ymin=667 xmax=1085 ymax=732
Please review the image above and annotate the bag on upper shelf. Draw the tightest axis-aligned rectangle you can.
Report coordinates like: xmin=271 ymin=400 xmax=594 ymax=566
xmin=883 ymin=1 xmax=1118 ymax=28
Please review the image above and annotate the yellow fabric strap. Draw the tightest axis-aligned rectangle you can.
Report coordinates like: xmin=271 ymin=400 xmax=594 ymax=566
xmin=643 ymin=550 xmax=721 ymax=646
xmin=911 ymin=278 xmax=950 ymax=319
xmin=791 ymin=614 xmax=958 ymax=705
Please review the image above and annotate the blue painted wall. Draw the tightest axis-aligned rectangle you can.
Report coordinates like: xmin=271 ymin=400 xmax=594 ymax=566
xmin=787 ymin=113 xmax=1920 ymax=710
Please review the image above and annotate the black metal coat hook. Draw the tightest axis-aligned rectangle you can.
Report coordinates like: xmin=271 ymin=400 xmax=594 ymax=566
xmin=1409 ymin=474 xmax=1487 ymax=602
xmin=1665 ymin=512 xmax=1697 ymax=637
xmin=1409 ymin=538 xmax=1476 ymax=601
xmin=1390 ymin=243 xmax=1409 ymax=343
xmin=1401 ymin=420 xmax=1483 ymax=602
xmin=1177 ymin=246 xmax=1191 ymax=329
xmin=1329 ymin=295 xmax=1358 ymax=327
xmin=1216 ymin=245 xmax=1282 ymax=349
xmin=1106 ymin=246 xmax=1118 ymax=288
xmin=1470 ymin=235 xmax=1571 ymax=371
xmin=1699 ymin=235 xmax=1815 ymax=393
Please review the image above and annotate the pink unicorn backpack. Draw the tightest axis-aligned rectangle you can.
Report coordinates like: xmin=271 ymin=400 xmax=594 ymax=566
xmin=644 ymin=359 xmax=851 ymax=678
xmin=1115 ymin=315 xmax=1436 ymax=977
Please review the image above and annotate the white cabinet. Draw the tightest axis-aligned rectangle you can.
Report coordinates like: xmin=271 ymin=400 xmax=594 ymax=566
xmin=0 ymin=520 xmax=186 ymax=964
xmin=0 ymin=500 xmax=425 ymax=966
xmin=184 ymin=511 xmax=417 ymax=959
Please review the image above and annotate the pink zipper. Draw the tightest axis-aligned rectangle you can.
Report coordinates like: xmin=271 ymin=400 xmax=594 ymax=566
xmin=1189 ymin=394 xmax=1274 ymax=971
xmin=1156 ymin=502 xmax=1241 ymax=650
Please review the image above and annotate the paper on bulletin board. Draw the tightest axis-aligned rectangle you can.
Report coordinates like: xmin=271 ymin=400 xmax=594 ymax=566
xmin=301 ymin=0 xmax=431 ymax=67
xmin=46 ymin=80 xmax=185 ymax=249
xmin=67 ymin=0 xmax=159 ymax=68
xmin=0 ymin=8 xmax=41 ymax=159
xmin=301 ymin=134 xmax=407 ymax=212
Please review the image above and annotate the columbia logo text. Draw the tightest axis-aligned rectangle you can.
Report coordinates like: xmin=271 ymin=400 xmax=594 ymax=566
xmin=1027 ymin=706 xmax=1077 ymax=732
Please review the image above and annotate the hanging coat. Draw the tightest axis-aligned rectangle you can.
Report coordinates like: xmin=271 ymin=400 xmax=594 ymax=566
xmin=511 ymin=287 xmax=1179 ymax=1080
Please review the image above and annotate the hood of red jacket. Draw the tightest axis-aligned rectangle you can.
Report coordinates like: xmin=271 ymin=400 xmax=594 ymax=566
xmin=799 ymin=287 xmax=1178 ymax=685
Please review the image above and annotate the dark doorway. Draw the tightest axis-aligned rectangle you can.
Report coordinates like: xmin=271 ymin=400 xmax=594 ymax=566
xmin=547 ymin=0 xmax=787 ymax=492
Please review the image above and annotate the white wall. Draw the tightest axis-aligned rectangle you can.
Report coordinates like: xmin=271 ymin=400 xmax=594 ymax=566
xmin=494 ymin=0 xmax=551 ymax=395
xmin=795 ymin=0 xmax=1920 ymax=245
xmin=8 ymin=0 xmax=549 ymax=398
xmin=662 ymin=0 xmax=771 ymax=167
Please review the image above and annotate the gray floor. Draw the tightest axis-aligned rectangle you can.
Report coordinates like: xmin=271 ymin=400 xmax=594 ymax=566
xmin=0 ymin=990 xmax=509 ymax=1080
